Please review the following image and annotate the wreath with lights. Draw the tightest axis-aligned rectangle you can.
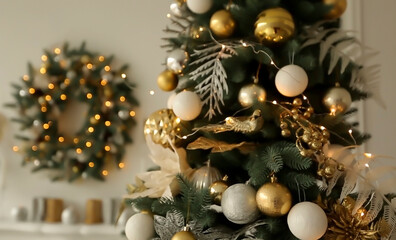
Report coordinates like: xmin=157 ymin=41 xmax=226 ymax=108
xmin=7 ymin=42 xmax=139 ymax=182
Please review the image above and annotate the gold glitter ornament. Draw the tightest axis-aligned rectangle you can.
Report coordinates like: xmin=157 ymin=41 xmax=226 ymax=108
xmin=144 ymin=109 xmax=183 ymax=148
xmin=209 ymin=10 xmax=236 ymax=38
xmin=256 ymin=175 xmax=292 ymax=217
xmin=254 ymin=8 xmax=295 ymax=45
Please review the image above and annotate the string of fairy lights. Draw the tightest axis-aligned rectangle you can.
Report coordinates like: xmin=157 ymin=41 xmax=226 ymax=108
xmin=8 ymin=43 xmax=139 ymax=182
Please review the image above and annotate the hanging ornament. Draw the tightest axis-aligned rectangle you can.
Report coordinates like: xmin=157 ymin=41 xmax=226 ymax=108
xmin=172 ymin=91 xmax=202 ymax=121
xmin=167 ymin=92 xmax=177 ymax=109
xmin=221 ymin=183 xmax=260 ymax=224
xmin=254 ymin=8 xmax=295 ymax=45
xmin=166 ymin=49 xmax=189 ymax=74
xmin=192 ymin=161 xmax=222 ymax=189
xmin=125 ymin=212 xmax=155 ymax=240
xmin=238 ymin=84 xmax=266 ymax=107
xmin=144 ymin=109 xmax=183 ymax=148
xmin=171 ymin=227 xmax=197 ymax=240
xmin=209 ymin=10 xmax=236 ymax=38
xmin=287 ymin=202 xmax=328 ymax=240
xmin=323 ymin=86 xmax=352 ymax=115
xmin=209 ymin=176 xmax=229 ymax=205
xmin=275 ymin=64 xmax=308 ymax=97
xmin=186 ymin=0 xmax=213 ymax=14
xmin=157 ymin=70 xmax=179 ymax=92
xmin=170 ymin=1 xmax=187 ymax=17
xmin=256 ymin=175 xmax=292 ymax=217
xmin=323 ymin=0 xmax=347 ymax=19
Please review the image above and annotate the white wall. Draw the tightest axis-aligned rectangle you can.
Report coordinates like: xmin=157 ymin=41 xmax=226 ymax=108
xmin=0 ymin=0 xmax=395 ymax=221
xmin=0 ymin=0 xmax=171 ymax=220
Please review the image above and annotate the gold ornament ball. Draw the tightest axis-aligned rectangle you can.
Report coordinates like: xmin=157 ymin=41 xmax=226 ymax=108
xmin=144 ymin=109 xmax=182 ymax=148
xmin=323 ymin=86 xmax=352 ymax=114
xmin=157 ymin=70 xmax=178 ymax=92
xmin=238 ymin=83 xmax=266 ymax=107
xmin=209 ymin=180 xmax=229 ymax=205
xmin=256 ymin=181 xmax=292 ymax=217
xmin=171 ymin=230 xmax=196 ymax=240
xmin=209 ymin=10 xmax=236 ymax=38
xmin=323 ymin=0 xmax=347 ymax=19
xmin=254 ymin=8 xmax=295 ymax=45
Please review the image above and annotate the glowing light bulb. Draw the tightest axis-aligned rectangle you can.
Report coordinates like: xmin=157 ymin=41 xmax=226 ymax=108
xmin=89 ymin=162 xmax=95 ymax=167
xmin=23 ymin=75 xmax=30 ymax=81
xmin=102 ymin=170 xmax=108 ymax=176
xmin=60 ymin=94 xmax=67 ymax=100
xmin=86 ymin=93 xmax=93 ymax=99
xmin=104 ymin=145 xmax=111 ymax=151
xmin=118 ymin=162 xmax=125 ymax=169
xmin=45 ymin=95 xmax=52 ymax=101
xmin=29 ymin=88 xmax=36 ymax=94
xmin=94 ymin=114 xmax=101 ymax=120
xmin=105 ymin=121 xmax=111 ymax=127
xmin=12 ymin=146 xmax=19 ymax=152
xmin=364 ymin=153 xmax=373 ymax=158
xmin=48 ymin=83 xmax=55 ymax=89
xmin=100 ymin=79 xmax=108 ymax=86
xmin=41 ymin=55 xmax=48 ymax=61
xmin=129 ymin=111 xmax=136 ymax=117
xmin=40 ymin=67 xmax=46 ymax=74
xmin=44 ymin=135 xmax=50 ymax=141
xmin=98 ymin=56 xmax=105 ymax=62
xmin=32 ymin=145 xmax=38 ymax=151
xmin=41 ymin=106 xmax=47 ymax=112
xmin=105 ymin=101 xmax=112 ymax=107
xmin=58 ymin=137 xmax=65 ymax=143
xmin=149 ymin=90 xmax=155 ymax=95
xmin=88 ymin=127 xmax=94 ymax=133
xmin=54 ymin=48 xmax=61 ymax=54
xmin=119 ymin=96 xmax=126 ymax=102
xmin=76 ymin=148 xmax=82 ymax=154
xmin=64 ymin=78 xmax=70 ymax=85
xmin=104 ymin=65 xmax=111 ymax=72
xmin=86 ymin=141 xmax=92 ymax=147
xmin=86 ymin=63 xmax=93 ymax=69
xmin=43 ymin=123 xmax=50 ymax=129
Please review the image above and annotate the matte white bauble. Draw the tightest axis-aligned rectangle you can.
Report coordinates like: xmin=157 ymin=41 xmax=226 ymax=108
xmin=287 ymin=202 xmax=328 ymax=240
xmin=221 ymin=184 xmax=260 ymax=224
xmin=172 ymin=91 xmax=202 ymax=121
xmin=275 ymin=64 xmax=308 ymax=97
xmin=186 ymin=0 xmax=213 ymax=14
xmin=10 ymin=206 xmax=28 ymax=222
xmin=125 ymin=212 xmax=155 ymax=240
xmin=167 ymin=92 xmax=177 ymax=109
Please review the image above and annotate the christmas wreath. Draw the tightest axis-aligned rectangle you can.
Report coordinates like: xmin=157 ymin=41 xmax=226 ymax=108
xmin=7 ymin=42 xmax=139 ymax=182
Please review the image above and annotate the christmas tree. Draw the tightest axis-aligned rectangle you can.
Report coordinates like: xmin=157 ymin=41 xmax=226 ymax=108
xmin=125 ymin=0 xmax=396 ymax=239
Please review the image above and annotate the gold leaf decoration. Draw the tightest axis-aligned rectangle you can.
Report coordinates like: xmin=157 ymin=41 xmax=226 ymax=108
xmin=187 ymin=137 xmax=250 ymax=153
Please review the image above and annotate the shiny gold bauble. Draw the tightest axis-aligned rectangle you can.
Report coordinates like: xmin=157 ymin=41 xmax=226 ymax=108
xmin=323 ymin=0 xmax=347 ymax=19
xmin=171 ymin=230 xmax=196 ymax=240
xmin=323 ymin=86 xmax=352 ymax=114
xmin=144 ymin=109 xmax=182 ymax=148
xmin=238 ymin=83 xmax=266 ymax=107
xmin=254 ymin=8 xmax=295 ymax=45
xmin=209 ymin=10 xmax=236 ymax=38
xmin=209 ymin=180 xmax=229 ymax=205
xmin=157 ymin=70 xmax=178 ymax=92
xmin=256 ymin=181 xmax=292 ymax=217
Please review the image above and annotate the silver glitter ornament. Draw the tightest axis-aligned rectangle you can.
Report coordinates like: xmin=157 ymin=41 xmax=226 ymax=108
xmin=238 ymin=83 xmax=266 ymax=107
xmin=221 ymin=183 xmax=260 ymax=224
xmin=166 ymin=49 xmax=189 ymax=74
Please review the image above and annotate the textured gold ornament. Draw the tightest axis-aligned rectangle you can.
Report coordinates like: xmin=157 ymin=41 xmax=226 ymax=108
xmin=209 ymin=10 xmax=236 ymax=38
xmin=323 ymin=0 xmax=347 ymax=19
xmin=144 ymin=109 xmax=182 ymax=148
xmin=322 ymin=197 xmax=390 ymax=240
xmin=171 ymin=229 xmax=196 ymax=240
xmin=254 ymin=8 xmax=295 ymax=44
xmin=194 ymin=110 xmax=263 ymax=134
xmin=256 ymin=176 xmax=292 ymax=217
xmin=209 ymin=176 xmax=229 ymax=205
xmin=157 ymin=70 xmax=178 ymax=92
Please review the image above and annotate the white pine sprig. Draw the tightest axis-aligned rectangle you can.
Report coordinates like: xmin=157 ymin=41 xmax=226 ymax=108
xmin=189 ymin=43 xmax=237 ymax=119
xmin=300 ymin=21 xmax=384 ymax=106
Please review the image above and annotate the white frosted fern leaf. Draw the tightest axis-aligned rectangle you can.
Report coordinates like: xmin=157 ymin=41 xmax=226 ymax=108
xmin=189 ymin=43 xmax=237 ymax=119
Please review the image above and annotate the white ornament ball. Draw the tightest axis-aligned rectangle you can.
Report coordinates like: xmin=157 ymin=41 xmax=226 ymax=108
xmin=275 ymin=64 xmax=309 ymax=97
xmin=61 ymin=206 xmax=79 ymax=224
xmin=172 ymin=91 xmax=202 ymax=121
xmin=186 ymin=0 xmax=213 ymax=14
xmin=125 ymin=212 xmax=155 ymax=240
xmin=221 ymin=184 xmax=260 ymax=224
xmin=287 ymin=202 xmax=328 ymax=240
xmin=167 ymin=92 xmax=177 ymax=109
